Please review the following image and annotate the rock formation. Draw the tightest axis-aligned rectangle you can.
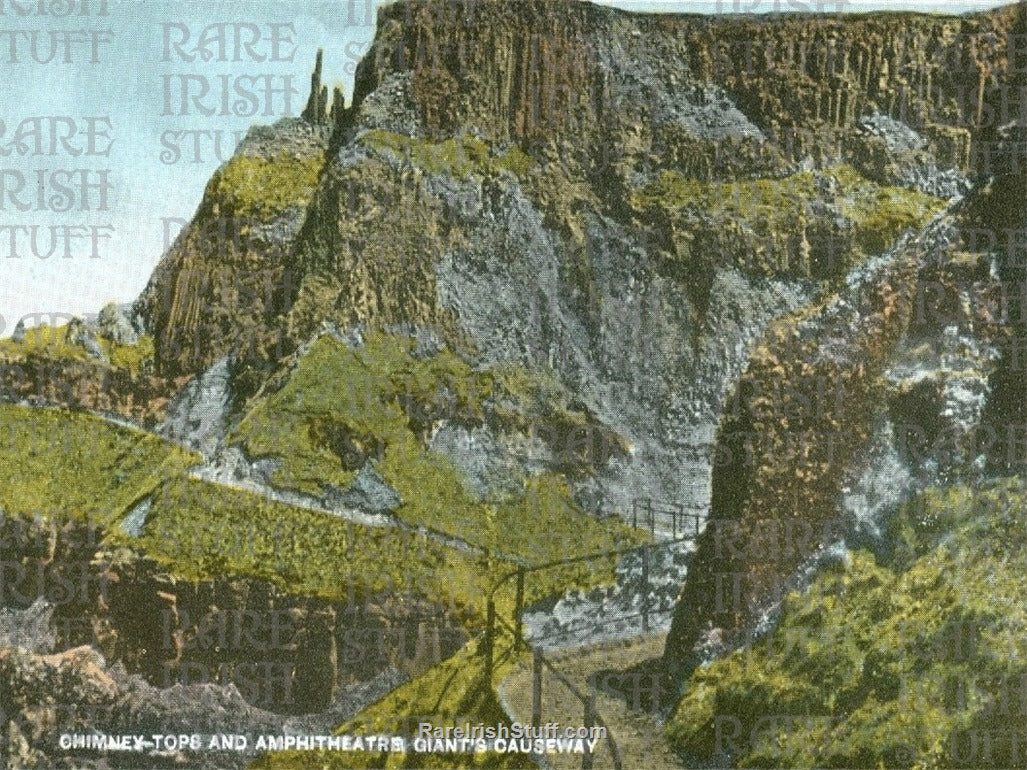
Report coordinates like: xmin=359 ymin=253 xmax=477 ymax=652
xmin=6 ymin=2 xmax=1027 ymax=766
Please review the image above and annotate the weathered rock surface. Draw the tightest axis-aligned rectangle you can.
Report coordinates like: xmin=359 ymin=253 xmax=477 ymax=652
xmin=0 ymin=610 xmax=406 ymax=770
xmin=136 ymin=0 xmax=1026 ymax=518
xmin=159 ymin=356 xmax=233 ymax=458
xmin=0 ymin=514 xmax=464 ymax=768
xmin=327 ymin=466 xmax=402 ymax=514
xmin=138 ymin=117 xmax=331 ymax=379
xmin=663 ymin=197 xmax=1005 ymax=677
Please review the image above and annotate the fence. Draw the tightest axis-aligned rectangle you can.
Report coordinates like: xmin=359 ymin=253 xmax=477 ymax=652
xmin=493 ymin=611 xmax=621 ymax=770
xmin=480 ymin=508 xmax=708 ymax=770
xmin=629 ymin=497 xmax=704 ymax=540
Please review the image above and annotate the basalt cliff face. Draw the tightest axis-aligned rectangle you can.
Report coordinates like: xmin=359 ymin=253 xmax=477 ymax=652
xmin=144 ymin=0 xmax=1027 ymax=379
xmin=134 ymin=0 xmax=1027 ymax=657
xmin=27 ymin=1 xmax=1019 ymax=764
xmin=143 ymin=1 xmax=1026 ymax=381
xmin=663 ymin=10 xmax=1027 ymax=676
xmin=137 ymin=0 xmax=1027 ymax=517
xmin=357 ymin=0 xmax=1014 ymax=161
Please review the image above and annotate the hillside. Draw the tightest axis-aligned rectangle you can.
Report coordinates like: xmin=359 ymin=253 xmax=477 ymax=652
xmin=2 ymin=1 xmax=1027 ymax=768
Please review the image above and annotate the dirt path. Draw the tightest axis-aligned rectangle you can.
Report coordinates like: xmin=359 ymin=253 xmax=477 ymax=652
xmin=499 ymin=634 xmax=683 ymax=770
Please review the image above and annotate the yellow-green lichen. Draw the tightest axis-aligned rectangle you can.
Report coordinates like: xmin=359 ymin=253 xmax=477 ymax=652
xmin=360 ymin=131 xmax=536 ymax=179
xmin=666 ymin=480 xmax=1027 ymax=769
xmin=632 ymin=165 xmax=945 ymax=278
xmin=211 ymin=151 xmax=324 ymax=219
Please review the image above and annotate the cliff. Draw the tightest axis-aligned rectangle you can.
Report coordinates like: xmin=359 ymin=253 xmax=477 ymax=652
xmin=136 ymin=1 xmax=1016 ymax=518
xmin=137 ymin=119 xmax=330 ymax=379
xmin=6 ymin=1 xmax=1027 ymax=767
xmin=96 ymin=2 xmax=1027 ymax=765
xmin=664 ymin=1 xmax=1026 ymax=676
xmin=141 ymin=0 xmax=1026 ymax=382
xmin=355 ymin=0 xmax=1021 ymax=167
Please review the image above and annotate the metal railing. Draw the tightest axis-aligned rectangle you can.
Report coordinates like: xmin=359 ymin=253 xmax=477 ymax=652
xmin=629 ymin=497 xmax=704 ymax=540
xmin=479 ymin=503 xmax=710 ymax=770
xmin=486 ymin=608 xmax=623 ymax=770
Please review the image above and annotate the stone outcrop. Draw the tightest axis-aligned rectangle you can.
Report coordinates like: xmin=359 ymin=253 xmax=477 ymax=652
xmin=663 ymin=192 xmax=1006 ymax=680
xmin=137 ymin=118 xmax=330 ymax=379
xmin=0 ymin=598 xmax=407 ymax=769
xmin=663 ymin=2 xmax=1026 ymax=681
xmin=0 ymin=513 xmax=466 ymax=734
xmin=301 ymin=48 xmax=329 ymax=124
xmin=0 ymin=356 xmax=173 ymax=424
xmin=142 ymin=0 xmax=1027 ymax=384
xmin=302 ymin=49 xmax=346 ymax=126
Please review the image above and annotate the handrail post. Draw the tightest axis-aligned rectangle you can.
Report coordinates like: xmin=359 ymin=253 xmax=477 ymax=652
xmin=632 ymin=498 xmax=638 ymax=529
xmin=532 ymin=647 xmax=543 ymax=729
xmin=514 ymin=567 xmax=526 ymax=651
xmin=582 ymin=681 xmax=596 ymax=770
xmin=640 ymin=547 xmax=650 ymax=634
xmin=648 ymin=499 xmax=655 ymax=537
xmin=483 ymin=599 xmax=495 ymax=683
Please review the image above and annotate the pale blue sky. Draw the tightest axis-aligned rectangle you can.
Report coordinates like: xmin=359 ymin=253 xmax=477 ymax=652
xmin=0 ymin=0 xmax=1016 ymax=336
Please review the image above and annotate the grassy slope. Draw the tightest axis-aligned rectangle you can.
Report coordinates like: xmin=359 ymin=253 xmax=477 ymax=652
xmin=229 ymin=332 xmax=649 ymax=767
xmin=667 ymin=479 xmax=1027 ymax=769
xmin=141 ymin=477 xmax=491 ymax=618
xmin=232 ymin=333 xmax=644 ymax=568
xmin=0 ymin=404 xmax=196 ymax=524
xmin=0 ymin=403 xmax=491 ymax=622
xmin=233 ymin=332 xmax=492 ymax=495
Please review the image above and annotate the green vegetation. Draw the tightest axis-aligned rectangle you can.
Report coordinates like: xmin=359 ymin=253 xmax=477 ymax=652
xmin=0 ymin=324 xmax=87 ymax=362
xmin=211 ymin=150 xmax=324 ymax=219
xmin=233 ymin=332 xmax=643 ymax=569
xmin=632 ymin=165 xmax=944 ymax=278
xmin=139 ymin=477 xmax=488 ymax=622
xmin=667 ymin=479 xmax=1027 ymax=768
xmin=107 ymin=334 xmax=155 ymax=373
xmin=360 ymin=130 xmax=536 ymax=178
xmin=233 ymin=333 xmax=492 ymax=495
xmin=0 ymin=404 xmax=197 ymax=524
xmin=0 ymin=403 xmax=490 ymax=622
xmin=830 ymin=165 xmax=944 ymax=255
xmin=0 ymin=398 xmax=617 ymax=631
xmin=0 ymin=324 xmax=156 ymax=376
xmin=255 ymin=628 xmax=532 ymax=769
xmin=380 ymin=436 xmax=640 ymax=565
